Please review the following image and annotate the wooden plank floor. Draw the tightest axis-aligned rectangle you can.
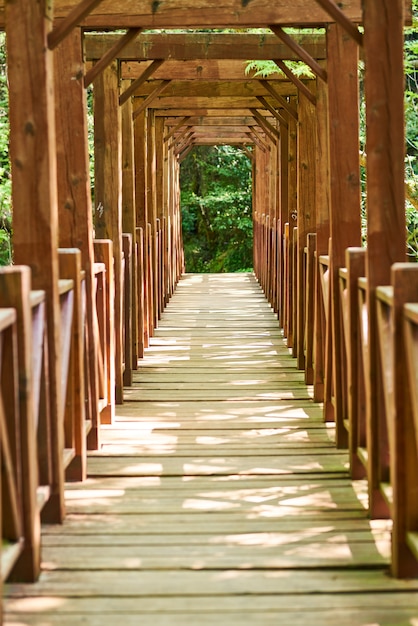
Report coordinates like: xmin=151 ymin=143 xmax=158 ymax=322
xmin=5 ymin=273 xmax=418 ymax=625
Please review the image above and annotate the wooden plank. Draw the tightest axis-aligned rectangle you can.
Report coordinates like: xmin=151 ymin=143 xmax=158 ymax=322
xmin=0 ymin=0 xmax=370 ymax=28
xmin=85 ymin=33 xmax=327 ymax=61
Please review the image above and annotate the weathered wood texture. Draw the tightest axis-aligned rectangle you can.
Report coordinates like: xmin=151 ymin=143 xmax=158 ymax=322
xmin=6 ymin=0 xmax=65 ymax=525
xmin=0 ymin=0 xmax=384 ymax=29
xmin=5 ymin=274 xmax=418 ymax=625
xmin=85 ymin=33 xmax=327 ymax=61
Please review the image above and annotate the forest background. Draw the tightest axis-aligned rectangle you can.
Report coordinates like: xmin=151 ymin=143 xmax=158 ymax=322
xmin=0 ymin=14 xmax=417 ymax=270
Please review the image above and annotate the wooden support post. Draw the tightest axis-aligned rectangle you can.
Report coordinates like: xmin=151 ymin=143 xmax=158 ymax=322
xmin=327 ymin=23 xmax=362 ymax=447
xmin=296 ymin=94 xmax=316 ymax=371
xmin=122 ymin=234 xmax=133 ymax=386
xmin=54 ymin=27 xmax=100 ymax=451
xmin=6 ymin=0 xmax=65 ymax=524
xmin=313 ymin=77 xmax=330 ymax=402
xmin=134 ymin=109 xmax=150 ymax=349
xmin=277 ymin=115 xmax=289 ymax=325
xmin=93 ymin=61 xmax=124 ymax=405
xmin=363 ymin=0 xmax=406 ymax=517
xmin=0 ymin=268 xmax=41 ymax=581
xmin=147 ymin=109 xmax=159 ymax=330
xmin=58 ymin=249 xmax=86 ymax=482
xmin=155 ymin=116 xmax=166 ymax=318
xmin=121 ymin=80 xmax=138 ymax=370
xmin=93 ymin=240 xmax=115 ymax=424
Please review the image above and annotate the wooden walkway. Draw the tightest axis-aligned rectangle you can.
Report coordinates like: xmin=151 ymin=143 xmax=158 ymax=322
xmin=5 ymin=273 xmax=418 ymax=625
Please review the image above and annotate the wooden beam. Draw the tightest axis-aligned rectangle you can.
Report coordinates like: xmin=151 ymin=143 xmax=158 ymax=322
xmin=169 ymin=125 xmax=193 ymax=151
xmin=178 ymin=143 xmax=194 ymax=163
xmin=85 ymin=32 xmax=327 ymax=61
xmin=273 ymin=60 xmax=316 ymax=105
xmin=240 ymin=146 xmax=254 ymax=162
xmin=120 ymin=59 xmax=317 ymax=82
xmin=119 ymin=59 xmax=165 ymax=106
xmin=247 ymin=128 xmax=269 ymax=152
xmin=19 ymin=0 xmax=369 ymax=29
xmin=314 ymin=0 xmax=364 ymax=46
xmin=164 ymin=116 xmax=192 ymax=142
xmin=132 ymin=80 xmax=298 ymax=99
xmin=133 ymin=81 xmax=172 ymax=120
xmin=84 ymin=28 xmax=142 ymax=88
xmin=251 ymin=108 xmax=280 ymax=143
xmin=270 ymin=26 xmax=328 ymax=83
xmin=48 ymin=0 xmax=104 ymax=50
xmin=260 ymin=80 xmax=298 ymax=121
xmin=257 ymin=96 xmax=288 ymax=128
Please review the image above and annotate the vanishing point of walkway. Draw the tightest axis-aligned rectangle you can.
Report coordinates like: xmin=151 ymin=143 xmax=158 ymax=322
xmin=5 ymin=274 xmax=418 ymax=625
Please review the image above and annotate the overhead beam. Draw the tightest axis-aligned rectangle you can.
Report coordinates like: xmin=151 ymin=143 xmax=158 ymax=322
xmin=119 ymin=59 xmax=165 ymax=105
xmin=86 ymin=33 xmax=327 ymax=62
xmin=132 ymin=81 xmax=172 ymax=120
xmin=120 ymin=59 xmax=315 ymax=82
xmin=314 ymin=0 xmax=364 ymax=46
xmin=260 ymin=80 xmax=298 ymax=120
xmin=132 ymin=80 xmax=298 ymax=99
xmin=273 ymin=60 xmax=316 ymax=105
xmin=257 ymin=96 xmax=289 ymax=128
xmin=84 ymin=28 xmax=142 ymax=88
xmin=48 ymin=0 xmax=105 ymax=50
xmin=164 ymin=116 xmax=192 ymax=142
xmin=17 ymin=0 xmax=369 ymax=29
xmin=251 ymin=108 xmax=279 ymax=144
xmin=270 ymin=26 xmax=328 ymax=83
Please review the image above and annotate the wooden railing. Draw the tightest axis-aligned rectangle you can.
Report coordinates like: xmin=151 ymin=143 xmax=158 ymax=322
xmin=258 ymin=225 xmax=418 ymax=578
xmin=0 ymin=243 xmax=117 ymax=586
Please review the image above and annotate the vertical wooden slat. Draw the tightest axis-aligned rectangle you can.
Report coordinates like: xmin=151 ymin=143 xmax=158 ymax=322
xmin=363 ymin=0 xmax=406 ymax=517
xmin=6 ymin=0 xmax=65 ymax=524
xmin=93 ymin=61 xmax=124 ymax=405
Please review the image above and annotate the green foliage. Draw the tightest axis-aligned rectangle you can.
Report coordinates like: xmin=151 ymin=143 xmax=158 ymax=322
xmin=0 ymin=32 xmax=11 ymax=265
xmin=180 ymin=146 xmax=253 ymax=272
xmin=245 ymin=59 xmax=313 ymax=79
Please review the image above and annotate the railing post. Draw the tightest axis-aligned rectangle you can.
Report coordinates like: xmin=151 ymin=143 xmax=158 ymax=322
xmin=0 ymin=267 xmax=41 ymax=581
xmin=94 ymin=240 xmax=115 ymax=425
xmin=123 ymin=233 xmax=133 ymax=386
xmin=58 ymin=249 xmax=87 ymax=482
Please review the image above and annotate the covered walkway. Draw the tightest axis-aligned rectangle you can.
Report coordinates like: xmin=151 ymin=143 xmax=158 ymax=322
xmin=5 ymin=274 xmax=418 ymax=624
xmin=1 ymin=1 xmax=418 ymax=623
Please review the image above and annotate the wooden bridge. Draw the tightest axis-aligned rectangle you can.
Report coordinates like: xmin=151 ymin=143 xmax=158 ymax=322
xmin=1 ymin=0 xmax=418 ymax=623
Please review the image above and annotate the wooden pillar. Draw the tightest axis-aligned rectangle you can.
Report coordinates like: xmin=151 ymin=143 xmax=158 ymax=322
xmin=155 ymin=115 xmax=165 ymax=318
xmin=121 ymin=80 xmax=138 ymax=371
xmin=327 ymin=24 xmax=362 ymax=446
xmin=134 ymin=109 xmax=150 ymax=350
xmin=277 ymin=116 xmax=289 ymax=325
xmin=54 ymin=27 xmax=100 ymax=453
xmin=296 ymin=94 xmax=316 ymax=371
xmin=147 ymin=108 xmax=158 ymax=331
xmin=313 ymin=77 xmax=330 ymax=402
xmin=6 ymin=0 xmax=65 ymax=523
xmin=93 ymin=61 xmax=124 ymax=405
xmin=363 ymin=0 xmax=406 ymax=517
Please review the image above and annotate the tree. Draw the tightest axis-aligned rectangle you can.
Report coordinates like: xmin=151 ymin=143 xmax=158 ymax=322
xmin=180 ymin=145 xmax=253 ymax=272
